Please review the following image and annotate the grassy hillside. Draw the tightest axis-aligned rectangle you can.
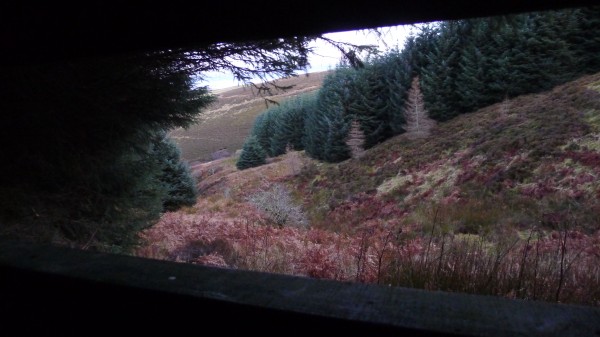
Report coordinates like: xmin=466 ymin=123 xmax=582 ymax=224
xmin=169 ymin=71 xmax=330 ymax=163
xmin=137 ymin=72 xmax=600 ymax=306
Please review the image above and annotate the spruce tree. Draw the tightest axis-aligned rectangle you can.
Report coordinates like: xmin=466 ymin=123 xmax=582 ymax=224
xmin=359 ymin=62 xmax=394 ymax=147
xmin=155 ymin=136 xmax=198 ymax=212
xmin=456 ymin=46 xmax=485 ymax=111
xmin=575 ymin=6 xmax=600 ymax=74
xmin=346 ymin=120 xmax=366 ymax=159
xmin=383 ymin=49 xmax=412 ymax=134
xmin=270 ymin=94 xmax=315 ymax=156
xmin=251 ymin=110 xmax=279 ymax=157
xmin=323 ymin=111 xmax=351 ymax=162
xmin=309 ymin=71 xmax=352 ymax=162
xmin=302 ymin=104 xmax=328 ymax=161
xmin=403 ymin=76 xmax=435 ymax=138
xmin=420 ymin=21 xmax=464 ymax=121
xmin=304 ymin=72 xmax=345 ymax=161
xmin=236 ymin=136 xmax=267 ymax=170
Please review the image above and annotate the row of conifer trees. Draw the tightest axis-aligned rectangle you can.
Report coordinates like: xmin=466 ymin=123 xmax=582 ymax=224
xmin=237 ymin=6 xmax=600 ymax=169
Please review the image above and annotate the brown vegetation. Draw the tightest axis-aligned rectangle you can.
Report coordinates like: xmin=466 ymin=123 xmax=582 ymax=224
xmin=137 ymin=72 xmax=600 ymax=306
xmin=403 ymin=76 xmax=435 ymax=139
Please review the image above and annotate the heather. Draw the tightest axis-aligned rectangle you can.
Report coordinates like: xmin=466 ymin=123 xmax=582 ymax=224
xmin=137 ymin=72 xmax=600 ymax=306
xmin=138 ymin=8 xmax=600 ymax=306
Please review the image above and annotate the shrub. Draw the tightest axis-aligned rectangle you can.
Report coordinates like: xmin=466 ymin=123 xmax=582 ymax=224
xmin=211 ymin=148 xmax=231 ymax=160
xmin=246 ymin=183 xmax=308 ymax=228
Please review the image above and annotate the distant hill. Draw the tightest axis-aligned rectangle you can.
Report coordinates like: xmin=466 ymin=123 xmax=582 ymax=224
xmin=138 ymin=72 xmax=600 ymax=306
xmin=169 ymin=70 xmax=331 ymax=163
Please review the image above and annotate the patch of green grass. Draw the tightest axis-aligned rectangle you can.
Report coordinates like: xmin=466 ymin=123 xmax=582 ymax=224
xmin=584 ymin=109 xmax=600 ymax=132
xmin=304 ymin=188 xmax=335 ymax=228
xmin=588 ymin=80 xmax=600 ymax=93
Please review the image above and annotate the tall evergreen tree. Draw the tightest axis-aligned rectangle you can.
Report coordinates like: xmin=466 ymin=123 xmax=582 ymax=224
xmin=303 ymin=103 xmax=329 ymax=161
xmin=574 ymin=6 xmax=600 ymax=74
xmin=403 ymin=76 xmax=435 ymax=138
xmin=345 ymin=120 xmax=366 ymax=159
xmin=270 ymin=93 xmax=316 ymax=156
xmin=323 ymin=110 xmax=351 ymax=162
xmin=251 ymin=110 xmax=279 ymax=157
xmin=358 ymin=61 xmax=394 ymax=147
xmin=416 ymin=9 xmax=595 ymax=121
xmin=456 ymin=44 xmax=487 ymax=112
xmin=382 ymin=49 xmax=412 ymax=134
xmin=303 ymin=70 xmax=354 ymax=162
xmin=420 ymin=21 xmax=465 ymax=121
xmin=304 ymin=72 xmax=345 ymax=161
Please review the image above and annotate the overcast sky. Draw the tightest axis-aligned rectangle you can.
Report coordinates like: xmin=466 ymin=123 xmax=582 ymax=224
xmin=200 ymin=24 xmax=417 ymax=90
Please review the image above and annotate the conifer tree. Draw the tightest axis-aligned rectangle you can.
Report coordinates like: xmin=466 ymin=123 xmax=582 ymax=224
xmin=323 ymin=111 xmax=351 ymax=162
xmin=155 ymin=136 xmax=198 ymax=211
xmin=382 ymin=50 xmax=412 ymax=134
xmin=304 ymin=72 xmax=349 ymax=161
xmin=403 ymin=76 xmax=434 ymax=138
xmin=270 ymin=94 xmax=315 ymax=156
xmin=302 ymin=105 xmax=327 ymax=161
xmin=345 ymin=120 xmax=366 ymax=159
xmin=420 ymin=21 xmax=464 ymax=121
xmin=251 ymin=110 xmax=279 ymax=157
xmin=285 ymin=143 xmax=303 ymax=175
xmin=359 ymin=62 xmax=394 ymax=147
xmin=236 ymin=136 xmax=267 ymax=170
xmin=456 ymin=40 xmax=488 ymax=112
xmin=575 ymin=6 xmax=600 ymax=73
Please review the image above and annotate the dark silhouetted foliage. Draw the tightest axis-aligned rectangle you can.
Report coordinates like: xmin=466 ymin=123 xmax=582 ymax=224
xmin=0 ymin=36 xmax=318 ymax=250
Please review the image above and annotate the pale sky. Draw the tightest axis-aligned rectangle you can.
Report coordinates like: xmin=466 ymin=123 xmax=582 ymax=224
xmin=199 ymin=24 xmax=416 ymax=90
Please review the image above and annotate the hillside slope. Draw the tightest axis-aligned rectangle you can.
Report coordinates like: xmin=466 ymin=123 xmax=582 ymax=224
xmin=137 ymin=72 xmax=600 ymax=306
xmin=169 ymin=71 xmax=330 ymax=162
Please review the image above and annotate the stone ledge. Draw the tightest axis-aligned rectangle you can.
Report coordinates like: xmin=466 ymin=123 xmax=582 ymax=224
xmin=1 ymin=240 xmax=599 ymax=336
